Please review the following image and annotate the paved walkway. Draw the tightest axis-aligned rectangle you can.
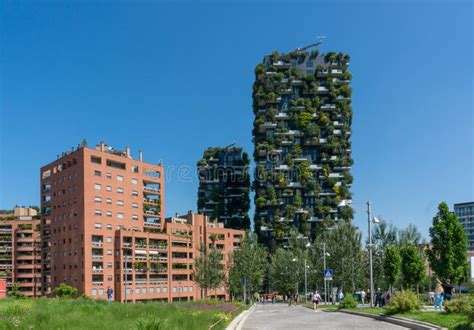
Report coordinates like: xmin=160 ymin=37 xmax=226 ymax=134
xmin=241 ymin=304 xmax=408 ymax=329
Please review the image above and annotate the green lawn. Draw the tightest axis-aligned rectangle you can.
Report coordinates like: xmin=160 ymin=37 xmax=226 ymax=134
xmin=0 ymin=298 xmax=244 ymax=330
xmin=346 ymin=307 xmax=471 ymax=330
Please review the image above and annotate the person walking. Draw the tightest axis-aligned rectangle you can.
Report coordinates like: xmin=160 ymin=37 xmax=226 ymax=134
xmin=312 ymin=291 xmax=322 ymax=312
xmin=434 ymin=280 xmax=444 ymax=311
xmin=360 ymin=289 xmax=366 ymax=305
xmin=384 ymin=289 xmax=391 ymax=306
xmin=338 ymin=290 xmax=344 ymax=302
xmin=428 ymin=290 xmax=435 ymax=305
xmin=375 ymin=288 xmax=382 ymax=307
xmin=107 ymin=287 xmax=113 ymax=302
xmin=442 ymin=279 xmax=454 ymax=302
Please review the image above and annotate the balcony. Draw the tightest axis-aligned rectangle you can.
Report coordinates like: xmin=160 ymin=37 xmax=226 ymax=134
xmin=92 ymin=255 xmax=103 ymax=261
xmin=291 ymin=79 xmax=302 ymax=86
xmin=273 ymin=61 xmax=290 ymax=69
xmin=317 ymin=86 xmax=328 ymax=94
xmin=144 ymin=186 xmax=160 ymax=194
xmin=143 ymin=198 xmax=160 ymax=206
xmin=92 ymin=268 xmax=104 ymax=274
xmin=92 ymin=281 xmax=104 ymax=286
xmin=321 ymin=104 xmax=336 ymax=111
xmin=0 ymin=264 xmax=12 ymax=269
xmin=92 ymin=241 xmax=103 ymax=248
xmin=331 ymin=69 xmax=343 ymax=75
xmin=259 ymin=122 xmax=277 ymax=133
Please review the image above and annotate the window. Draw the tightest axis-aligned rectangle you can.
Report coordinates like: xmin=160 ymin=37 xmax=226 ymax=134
xmin=94 ymin=170 xmax=101 ymax=177
xmin=107 ymin=275 xmax=113 ymax=281
xmin=106 ymin=198 xmax=112 ymax=204
xmin=91 ymin=156 xmax=102 ymax=164
xmin=107 ymin=249 xmax=112 ymax=255
xmin=157 ymin=287 xmax=161 ymax=293
xmin=94 ymin=196 xmax=102 ymax=203
xmin=107 ymin=262 xmax=113 ymax=268
xmin=132 ymin=165 xmax=139 ymax=173
xmin=91 ymin=289 xmax=97 ymax=296
xmin=95 ymin=223 xmax=102 ymax=229
xmin=106 ymin=237 xmax=113 ymax=243
xmin=131 ymin=178 xmax=138 ymax=185
xmin=163 ymin=287 xmax=167 ymax=293
xmin=106 ymin=185 xmax=112 ymax=192
xmin=117 ymin=187 xmax=124 ymax=194
xmin=106 ymin=224 xmax=112 ymax=230
xmin=117 ymin=200 xmax=124 ymax=206
xmin=189 ymin=286 xmax=193 ymax=292
xmin=132 ymin=190 xmax=138 ymax=197
xmin=132 ymin=215 xmax=139 ymax=221
xmin=306 ymin=60 xmax=313 ymax=67
xmin=135 ymin=288 xmax=141 ymax=294
xmin=117 ymin=175 xmax=123 ymax=182
xmin=106 ymin=159 xmax=126 ymax=170
xmin=132 ymin=203 xmax=138 ymax=209
xmin=173 ymin=287 xmax=177 ymax=293
xmin=94 ymin=184 xmax=102 ymax=190
xmin=142 ymin=288 xmax=147 ymax=294
xmin=106 ymin=173 xmax=112 ymax=179
xmin=94 ymin=210 xmax=102 ymax=216
xmin=106 ymin=211 xmax=112 ymax=217
xmin=117 ymin=213 xmax=124 ymax=220
xmin=150 ymin=288 xmax=154 ymax=294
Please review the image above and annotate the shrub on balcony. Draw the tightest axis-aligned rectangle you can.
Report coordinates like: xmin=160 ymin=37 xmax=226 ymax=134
xmin=255 ymin=197 xmax=266 ymax=208
xmin=338 ymin=86 xmax=352 ymax=98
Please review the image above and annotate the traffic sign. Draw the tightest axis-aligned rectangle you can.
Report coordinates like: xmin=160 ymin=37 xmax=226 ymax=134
xmin=324 ymin=268 xmax=333 ymax=281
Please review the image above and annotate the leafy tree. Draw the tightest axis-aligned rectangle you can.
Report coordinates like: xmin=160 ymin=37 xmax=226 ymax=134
xmin=269 ymin=248 xmax=299 ymax=296
xmin=370 ymin=220 xmax=398 ymax=288
xmin=384 ymin=245 xmax=401 ymax=291
xmin=427 ymin=202 xmax=469 ymax=284
xmin=8 ymin=283 xmax=25 ymax=299
xmin=399 ymin=224 xmax=423 ymax=246
xmin=54 ymin=283 xmax=78 ymax=298
xmin=400 ymin=244 xmax=425 ymax=291
xmin=321 ymin=221 xmax=365 ymax=293
xmin=228 ymin=232 xmax=268 ymax=299
xmin=193 ymin=244 xmax=225 ymax=298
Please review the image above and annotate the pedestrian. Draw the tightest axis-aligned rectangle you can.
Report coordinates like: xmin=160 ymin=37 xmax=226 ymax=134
xmin=384 ymin=289 xmax=391 ymax=306
xmin=442 ymin=279 xmax=454 ymax=302
xmin=428 ymin=290 xmax=435 ymax=305
xmin=360 ymin=289 xmax=366 ymax=305
xmin=254 ymin=292 xmax=260 ymax=304
xmin=295 ymin=293 xmax=299 ymax=305
xmin=338 ymin=290 xmax=344 ymax=302
xmin=272 ymin=293 xmax=275 ymax=304
xmin=375 ymin=288 xmax=382 ymax=307
xmin=107 ymin=286 xmax=113 ymax=302
xmin=312 ymin=290 xmax=322 ymax=312
xmin=434 ymin=280 xmax=444 ymax=311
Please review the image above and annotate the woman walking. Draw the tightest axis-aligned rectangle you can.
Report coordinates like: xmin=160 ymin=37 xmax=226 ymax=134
xmin=312 ymin=291 xmax=322 ymax=312
xmin=434 ymin=280 xmax=444 ymax=311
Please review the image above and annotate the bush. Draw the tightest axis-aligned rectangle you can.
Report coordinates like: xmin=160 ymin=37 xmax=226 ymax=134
xmin=445 ymin=299 xmax=472 ymax=314
xmin=54 ymin=283 xmax=78 ymax=298
xmin=385 ymin=290 xmax=420 ymax=314
xmin=338 ymin=295 xmax=358 ymax=309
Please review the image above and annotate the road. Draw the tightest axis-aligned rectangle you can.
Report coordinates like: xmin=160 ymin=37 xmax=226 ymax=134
xmin=241 ymin=304 xmax=408 ymax=329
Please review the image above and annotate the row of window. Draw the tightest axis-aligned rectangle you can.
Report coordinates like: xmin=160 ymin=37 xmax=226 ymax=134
xmin=94 ymin=170 xmax=139 ymax=185
xmin=94 ymin=197 xmax=140 ymax=208
xmin=94 ymin=212 xmax=140 ymax=221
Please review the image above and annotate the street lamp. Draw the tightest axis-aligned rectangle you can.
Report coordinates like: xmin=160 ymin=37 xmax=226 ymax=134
xmin=292 ymin=242 xmax=311 ymax=303
xmin=367 ymin=201 xmax=380 ymax=307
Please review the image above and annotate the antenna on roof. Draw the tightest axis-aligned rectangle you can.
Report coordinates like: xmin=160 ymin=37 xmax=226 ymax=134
xmin=296 ymin=36 xmax=326 ymax=52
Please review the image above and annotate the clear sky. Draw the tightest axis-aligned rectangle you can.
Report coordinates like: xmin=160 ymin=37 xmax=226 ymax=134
xmin=1 ymin=0 xmax=472 ymax=239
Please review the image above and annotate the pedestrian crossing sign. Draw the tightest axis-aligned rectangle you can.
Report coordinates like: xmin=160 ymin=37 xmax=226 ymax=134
xmin=324 ymin=269 xmax=333 ymax=281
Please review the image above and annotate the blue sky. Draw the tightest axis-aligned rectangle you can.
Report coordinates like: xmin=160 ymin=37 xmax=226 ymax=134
xmin=1 ymin=1 xmax=472 ymax=239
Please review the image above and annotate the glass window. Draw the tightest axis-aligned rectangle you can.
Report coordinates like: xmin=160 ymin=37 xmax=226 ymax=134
xmin=106 ymin=173 xmax=112 ymax=179
xmin=106 ymin=237 xmax=112 ymax=243
xmin=117 ymin=213 xmax=124 ymax=220
xmin=94 ymin=196 xmax=102 ymax=203
xmin=132 ymin=191 xmax=139 ymax=197
xmin=91 ymin=156 xmax=101 ymax=164
xmin=94 ymin=170 xmax=101 ymax=177
xmin=131 ymin=179 xmax=138 ymax=185
xmin=94 ymin=210 xmax=102 ymax=216
xmin=106 ymin=224 xmax=112 ymax=230
xmin=132 ymin=203 xmax=138 ymax=208
xmin=117 ymin=187 xmax=124 ymax=194
xmin=106 ymin=198 xmax=112 ymax=204
xmin=106 ymin=185 xmax=112 ymax=192
xmin=94 ymin=184 xmax=101 ymax=190
xmin=117 ymin=200 xmax=124 ymax=206
xmin=132 ymin=215 xmax=139 ymax=221
xmin=92 ymin=289 xmax=97 ymax=296
xmin=95 ymin=223 xmax=102 ymax=229
xmin=106 ymin=211 xmax=112 ymax=217
xmin=117 ymin=175 xmax=123 ymax=182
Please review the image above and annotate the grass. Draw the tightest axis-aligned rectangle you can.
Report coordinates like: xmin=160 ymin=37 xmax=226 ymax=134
xmin=0 ymin=297 xmax=245 ymax=330
xmin=345 ymin=307 xmax=471 ymax=330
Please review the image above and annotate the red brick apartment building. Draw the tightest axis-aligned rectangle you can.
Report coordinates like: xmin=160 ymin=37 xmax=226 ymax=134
xmin=0 ymin=207 xmax=42 ymax=297
xmin=40 ymin=143 xmax=243 ymax=302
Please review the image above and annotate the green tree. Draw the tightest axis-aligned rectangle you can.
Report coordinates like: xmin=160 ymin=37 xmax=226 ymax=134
xmin=54 ymin=283 xmax=78 ymax=298
xmin=371 ymin=220 xmax=398 ymax=288
xmin=384 ymin=245 xmax=401 ymax=291
xmin=8 ymin=283 xmax=25 ymax=299
xmin=399 ymin=224 xmax=423 ymax=246
xmin=427 ymin=202 xmax=469 ymax=284
xmin=228 ymin=232 xmax=268 ymax=299
xmin=193 ymin=244 xmax=225 ymax=298
xmin=321 ymin=221 xmax=365 ymax=293
xmin=269 ymin=248 xmax=298 ymax=296
xmin=400 ymin=244 xmax=425 ymax=291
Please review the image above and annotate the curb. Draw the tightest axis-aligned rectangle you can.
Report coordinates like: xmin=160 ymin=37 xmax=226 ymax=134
xmin=226 ymin=303 xmax=256 ymax=330
xmin=339 ymin=310 xmax=447 ymax=330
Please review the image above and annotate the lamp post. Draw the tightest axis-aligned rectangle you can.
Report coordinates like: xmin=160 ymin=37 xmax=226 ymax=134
xmin=123 ymin=248 xmax=128 ymax=303
xmin=323 ymin=242 xmax=327 ymax=304
xmin=367 ymin=201 xmax=380 ymax=308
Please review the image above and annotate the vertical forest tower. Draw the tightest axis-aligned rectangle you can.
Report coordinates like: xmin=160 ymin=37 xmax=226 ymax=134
xmin=252 ymin=45 xmax=354 ymax=249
